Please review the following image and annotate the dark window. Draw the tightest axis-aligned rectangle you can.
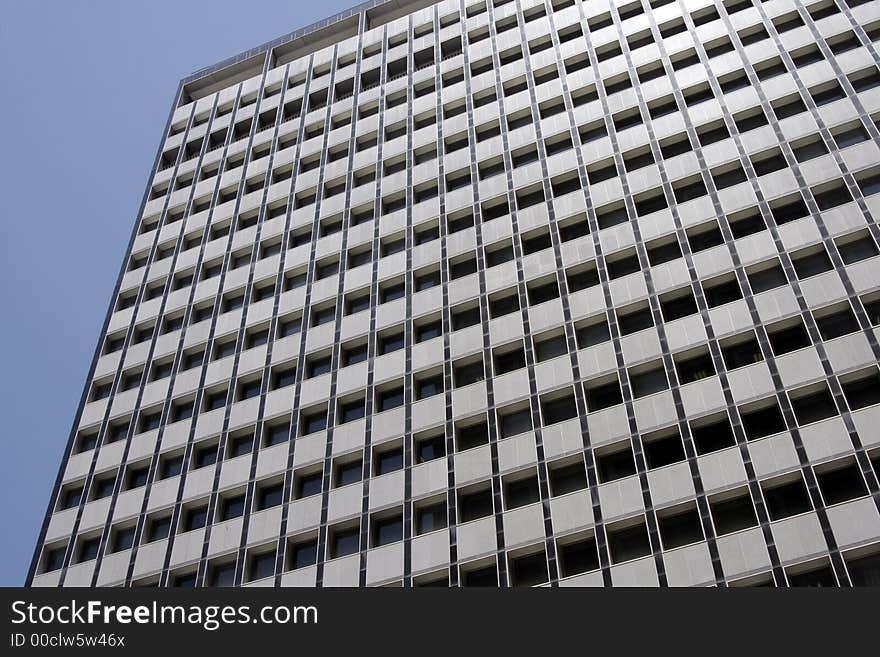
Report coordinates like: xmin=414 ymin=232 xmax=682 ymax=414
xmin=146 ymin=516 xmax=171 ymax=542
xmin=742 ymin=403 xmax=787 ymax=439
xmin=342 ymin=344 xmax=368 ymax=366
xmin=416 ymin=434 xmax=445 ymax=463
xmin=220 ymin=494 xmax=246 ymax=520
xmin=768 ymin=323 xmax=810 ymax=356
xmin=549 ymin=462 xmax=587 ymax=496
xmin=264 ymin=423 xmax=289 ymax=447
xmin=504 ymin=475 xmax=539 ymax=509
xmin=183 ymin=505 xmax=208 ymax=532
xmin=676 ymin=353 xmax=716 ymax=384
xmin=111 ymin=526 xmax=136 ymax=552
xmin=416 ymin=321 xmax=442 ymax=343
xmin=377 ymin=386 xmax=404 ymax=411
xmin=499 ymin=409 xmax=532 ymax=438
xmin=289 ymin=539 xmax=318 ymax=570
xmin=416 ymin=502 xmax=447 ymax=535
xmin=510 ymin=552 xmax=548 ymax=587
xmin=295 ymin=471 xmax=323 ymax=499
xmin=301 ymin=410 xmax=327 ymax=435
xmin=379 ymin=332 xmax=404 ymax=354
xmin=692 ymin=417 xmax=736 ymax=455
xmin=597 ymin=447 xmax=636 ymax=482
xmin=817 ymin=464 xmax=867 ymax=505
xmin=792 ymin=249 xmax=833 ymax=278
xmin=459 ymin=488 xmax=493 ymax=522
xmin=417 ymin=375 xmax=444 ymax=399
xmin=763 ymin=479 xmax=812 ymax=520
xmin=542 ymin=395 xmax=577 ymax=424
xmin=272 ymin=366 xmax=297 ymax=390
xmin=335 ymin=461 xmax=362 ymax=487
xmin=339 ymin=399 xmax=366 ymax=423
xmin=257 ymin=483 xmax=285 ymax=510
xmin=372 ymin=515 xmax=403 ymax=546
xmin=457 ymin=421 xmax=489 ymax=450
xmin=585 ymin=380 xmax=623 ymax=411
xmin=452 ymin=306 xmax=481 ymax=331
xmin=748 ymin=264 xmax=787 ymax=293
xmin=559 ymin=538 xmax=599 ymax=577
xmin=576 ymin=320 xmax=611 ymax=348
xmin=608 ymin=523 xmax=651 ymax=564
xmin=660 ymin=292 xmax=698 ymax=322
xmin=704 ymin=279 xmax=742 ymax=307
xmin=619 ymin=308 xmax=653 ymax=335
xmin=308 ymin=356 xmax=332 ymax=378
xmin=711 ymin=494 xmax=758 ymax=535
xmin=816 ymin=308 xmax=859 ymax=340
xmin=658 ymin=508 xmax=704 ymax=549
xmin=643 ymin=433 xmax=685 ymax=469
xmin=330 ymin=527 xmax=360 ymax=558
xmin=375 ymin=447 xmax=404 ymax=476
xmin=125 ymin=465 xmax=149 ymax=490
xmin=722 ymin=336 xmax=763 ymax=369
xmin=842 ymin=373 xmax=880 ymax=410
xmin=77 ymin=537 xmax=101 ymax=563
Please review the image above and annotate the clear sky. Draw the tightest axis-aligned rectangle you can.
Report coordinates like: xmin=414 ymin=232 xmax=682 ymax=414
xmin=0 ymin=0 xmax=355 ymax=586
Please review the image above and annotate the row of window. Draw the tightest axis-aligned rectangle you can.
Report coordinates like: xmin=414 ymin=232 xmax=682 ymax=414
xmin=164 ymin=0 xmax=872 ymax=172
xmin=149 ymin=21 xmax=880 ymax=222
xmin=122 ymin=155 xmax=880 ymax=353
xmin=45 ymin=445 xmax=880 ymax=580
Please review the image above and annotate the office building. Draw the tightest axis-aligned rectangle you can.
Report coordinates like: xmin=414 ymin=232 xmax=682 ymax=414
xmin=29 ymin=0 xmax=880 ymax=587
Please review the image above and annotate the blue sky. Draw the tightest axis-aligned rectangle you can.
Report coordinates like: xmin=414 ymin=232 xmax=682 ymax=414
xmin=0 ymin=0 xmax=354 ymax=586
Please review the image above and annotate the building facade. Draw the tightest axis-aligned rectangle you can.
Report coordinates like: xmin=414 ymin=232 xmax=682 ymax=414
xmin=29 ymin=0 xmax=880 ymax=587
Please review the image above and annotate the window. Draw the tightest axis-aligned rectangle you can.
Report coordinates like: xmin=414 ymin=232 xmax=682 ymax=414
xmin=416 ymin=501 xmax=447 ymax=535
xmin=762 ymin=477 xmax=812 ymax=520
xmin=377 ymin=385 xmax=404 ymax=411
xmin=379 ymin=332 xmax=404 ymax=355
xmin=329 ymin=525 xmax=360 ymax=558
xmin=182 ymin=505 xmax=208 ymax=532
xmin=816 ymin=461 xmax=867 ymax=505
xmin=193 ymin=443 xmax=218 ymax=469
xmin=219 ymin=494 xmax=246 ymax=521
xmin=658 ymin=506 xmax=704 ymax=550
xmin=110 ymin=526 xmax=136 ymax=553
xmin=125 ymin=464 xmax=149 ymax=490
xmin=247 ymin=551 xmax=276 ymax=582
xmin=643 ymin=430 xmax=685 ymax=469
xmin=458 ymin=486 xmax=493 ymax=522
xmin=76 ymin=536 xmax=101 ymax=563
xmin=416 ymin=432 xmax=445 ymax=463
xmin=288 ymin=538 xmax=318 ymax=570
xmin=548 ymin=461 xmax=587 ymax=496
xmin=498 ymin=407 xmax=532 ymax=438
xmin=339 ymin=398 xmax=366 ymax=424
xmin=416 ymin=374 xmax=443 ymax=399
xmin=585 ymin=378 xmax=623 ymax=411
xmin=596 ymin=445 xmax=636 ymax=483
xmin=294 ymin=470 xmax=323 ymax=499
xmin=146 ymin=515 xmax=172 ymax=542
xmin=558 ymin=536 xmax=599 ymax=577
xmin=256 ymin=481 xmax=285 ymax=510
xmin=607 ymin=521 xmax=651 ymax=564
xmin=371 ymin=513 xmax=403 ymax=547
xmin=741 ymin=402 xmax=786 ymax=439
xmin=227 ymin=432 xmax=253 ymax=458
xmin=300 ymin=408 xmax=327 ymax=435
xmin=710 ymin=491 xmax=758 ymax=535
xmin=691 ymin=416 xmax=736 ymax=455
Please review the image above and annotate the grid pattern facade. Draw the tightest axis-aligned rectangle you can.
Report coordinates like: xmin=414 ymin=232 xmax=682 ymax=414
xmin=29 ymin=0 xmax=880 ymax=588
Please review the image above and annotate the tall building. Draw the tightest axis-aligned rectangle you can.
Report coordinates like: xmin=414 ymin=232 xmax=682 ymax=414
xmin=29 ymin=0 xmax=880 ymax=588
